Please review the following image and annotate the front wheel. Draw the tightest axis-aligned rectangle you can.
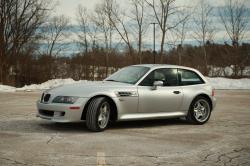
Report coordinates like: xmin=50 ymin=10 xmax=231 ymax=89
xmin=186 ymin=96 xmax=211 ymax=125
xmin=86 ymin=97 xmax=110 ymax=132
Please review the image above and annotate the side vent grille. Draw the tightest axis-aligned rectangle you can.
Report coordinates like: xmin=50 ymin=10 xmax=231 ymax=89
xmin=115 ymin=91 xmax=138 ymax=97
xmin=118 ymin=92 xmax=132 ymax=96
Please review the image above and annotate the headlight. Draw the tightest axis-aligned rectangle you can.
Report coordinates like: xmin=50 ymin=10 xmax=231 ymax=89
xmin=52 ymin=96 xmax=79 ymax=104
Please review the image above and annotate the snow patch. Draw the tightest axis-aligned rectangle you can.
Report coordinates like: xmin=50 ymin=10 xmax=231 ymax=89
xmin=22 ymin=78 xmax=82 ymax=90
xmin=0 ymin=85 xmax=16 ymax=92
xmin=0 ymin=78 xmax=87 ymax=92
xmin=205 ymin=77 xmax=250 ymax=90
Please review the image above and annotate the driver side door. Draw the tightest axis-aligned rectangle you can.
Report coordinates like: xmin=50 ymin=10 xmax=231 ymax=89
xmin=137 ymin=68 xmax=183 ymax=113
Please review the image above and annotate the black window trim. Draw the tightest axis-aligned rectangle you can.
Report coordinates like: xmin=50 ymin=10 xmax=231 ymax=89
xmin=178 ymin=68 xmax=205 ymax=86
xmin=139 ymin=68 xmax=179 ymax=87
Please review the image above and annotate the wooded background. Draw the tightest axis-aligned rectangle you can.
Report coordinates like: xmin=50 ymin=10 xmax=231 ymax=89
xmin=1 ymin=0 xmax=250 ymax=86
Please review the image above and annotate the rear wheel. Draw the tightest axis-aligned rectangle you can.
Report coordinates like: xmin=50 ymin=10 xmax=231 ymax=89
xmin=86 ymin=97 xmax=110 ymax=132
xmin=186 ymin=96 xmax=211 ymax=125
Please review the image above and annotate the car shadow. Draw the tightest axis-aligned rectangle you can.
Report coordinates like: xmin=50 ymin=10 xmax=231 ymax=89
xmin=108 ymin=118 xmax=191 ymax=130
xmin=0 ymin=118 xmax=191 ymax=134
xmin=38 ymin=118 xmax=191 ymax=133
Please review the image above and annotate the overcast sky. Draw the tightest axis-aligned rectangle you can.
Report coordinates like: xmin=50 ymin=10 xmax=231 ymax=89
xmin=51 ymin=0 xmax=250 ymax=52
xmin=53 ymin=0 xmax=250 ymax=20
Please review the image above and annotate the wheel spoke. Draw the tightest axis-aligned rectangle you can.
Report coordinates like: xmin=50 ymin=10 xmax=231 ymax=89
xmin=101 ymin=118 xmax=105 ymax=126
xmin=194 ymin=103 xmax=199 ymax=109
xmin=201 ymin=107 xmax=205 ymax=116
xmin=194 ymin=109 xmax=199 ymax=119
xmin=195 ymin=112 xmax=200 ymax=119
xmin=193 ymin=99 xmax=211 ymax=122
xmin=100 ymin=108 xmax=104 ymax=114
xmin=98 ymin=115 xmax=103 ymax=121
xmin=197 ymin=102 xmax=201 ymax=109
xmin=103 ymin=105 xmax=107 ymax=113
xmin=97 ymin=102 xmax=110 ymax=128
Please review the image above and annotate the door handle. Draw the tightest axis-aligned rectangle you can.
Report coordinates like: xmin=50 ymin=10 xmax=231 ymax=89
xmin=173 ymin=91 xmax=181 ymax=94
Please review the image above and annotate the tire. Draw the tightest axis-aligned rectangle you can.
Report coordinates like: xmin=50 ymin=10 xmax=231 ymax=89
xmin=86 ymin=97 xmax=110 ymax=132
xmin=186 ymin=96 xmax=211 ymax=125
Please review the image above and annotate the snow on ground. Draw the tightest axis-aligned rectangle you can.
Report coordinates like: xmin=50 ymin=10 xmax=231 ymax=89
xmin=0 ymin=85 xmax=17 ymax=92
xmin=205 ymin=77 xmax=250 ymax=90
xmin=22 ymin=78 xmax=86 ymax=90
xmin=0 ymin=78 xmax=87 ymax=92
xmin=0 ymin=77 xmax=250 ymax=92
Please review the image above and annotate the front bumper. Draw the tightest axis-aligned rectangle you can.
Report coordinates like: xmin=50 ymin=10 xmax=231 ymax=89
xmin=36 ymin=97 xmax=89 ymax=122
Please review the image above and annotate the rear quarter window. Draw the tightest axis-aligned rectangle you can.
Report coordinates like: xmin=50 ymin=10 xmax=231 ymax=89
xmin=180 ymin=69 xmax=204 ymax=86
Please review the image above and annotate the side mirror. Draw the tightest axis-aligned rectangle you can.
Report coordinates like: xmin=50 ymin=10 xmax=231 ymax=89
xmin=152 ymin=81 xmax=163 ymax=90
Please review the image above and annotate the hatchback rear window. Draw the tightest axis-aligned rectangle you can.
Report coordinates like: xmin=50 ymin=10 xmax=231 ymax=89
xmin=179 ymin=69 xmax=204 ymax=85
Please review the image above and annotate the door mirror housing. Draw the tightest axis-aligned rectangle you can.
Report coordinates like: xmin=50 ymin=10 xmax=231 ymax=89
xmin=152 ymin=81 xmax=163 ymax=90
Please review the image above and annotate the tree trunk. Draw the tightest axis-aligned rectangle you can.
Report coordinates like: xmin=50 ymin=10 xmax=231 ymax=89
xmin=139 ymin=38 xmax=142 ymax=64
xmin=177 ymin=46 xmax=182 ymax=65
xmin=160 ymin=31 xmax=166 ymax=64
xmin=106 ymin=56 xmax=109 ymax=77
xmin=233 ymin=43 xmax=238 ymax=79
xmin=0 ymin=62 xmax=3 ymax=85
xmin=204 ymin=50 xmax=208 ymax=76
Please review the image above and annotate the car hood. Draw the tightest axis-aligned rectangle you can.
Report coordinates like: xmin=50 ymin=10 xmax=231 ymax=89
xmin=45 ymin=81 xmax=138 ymax=98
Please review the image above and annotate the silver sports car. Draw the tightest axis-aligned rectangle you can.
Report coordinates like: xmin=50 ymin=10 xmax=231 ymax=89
xmin=36 ymin=64 xmax=217 ymax=132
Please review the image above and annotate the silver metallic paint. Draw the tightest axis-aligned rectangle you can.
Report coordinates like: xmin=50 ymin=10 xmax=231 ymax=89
xmin=137 ymin=86 xmax=183 ymax=113
xmin=36 ymin=64 xmax=217 ymax=123
xmin=118 ymin=111 xmax=187 ymax=121
xmin=152 ymin=81 xmax=163 ymax=90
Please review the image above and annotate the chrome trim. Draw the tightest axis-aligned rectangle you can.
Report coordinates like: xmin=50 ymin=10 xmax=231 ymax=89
xmin=114 ymin=91 xmax=138 ymax=97
xmin=117 ymin=111 xmax=187 ymax=121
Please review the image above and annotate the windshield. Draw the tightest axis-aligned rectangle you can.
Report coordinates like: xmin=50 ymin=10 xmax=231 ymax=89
xmin=104 ymin=66 xmax=150 ymax=84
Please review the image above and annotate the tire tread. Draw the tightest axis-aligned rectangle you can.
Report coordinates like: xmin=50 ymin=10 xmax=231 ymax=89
xmin=86 ymin=97 xmax=107 ymax=132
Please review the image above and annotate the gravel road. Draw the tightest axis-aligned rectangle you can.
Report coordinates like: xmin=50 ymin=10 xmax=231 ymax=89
xmin=0 ymin=90 xmax=249 ymax=166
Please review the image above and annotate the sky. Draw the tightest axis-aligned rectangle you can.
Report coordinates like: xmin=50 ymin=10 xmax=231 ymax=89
xmin=53 ymin=0 xmax=250 ymax=22
xmin=50 ymin=0 xmax=250 ymax=53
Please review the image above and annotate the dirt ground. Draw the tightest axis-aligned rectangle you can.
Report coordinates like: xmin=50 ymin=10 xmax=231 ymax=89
xmin=0 ymin=90 xmax=249 ymax=166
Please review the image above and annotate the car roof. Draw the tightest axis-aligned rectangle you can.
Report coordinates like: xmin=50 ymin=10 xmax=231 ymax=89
xmin=132 ymin=64 xmax=209 ymax=84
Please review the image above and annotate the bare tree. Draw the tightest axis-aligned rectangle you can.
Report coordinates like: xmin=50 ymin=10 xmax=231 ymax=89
xmin=218 ymin=0 xmax=250 ymax=78
xmin=175 ymin=19 xmax=190 ymax=66
xmin=0 ymin=0 xmax=55 ymax=83
xmin=145 ymin=0 xmax=192 ymax=64
xmin=92 ymin=0 xmax=119 ymax=77
xmin=75 ymin=5 xmax=91 ymax=80
xmin=167 ymin=18 xmax=190 ymax=66
xmin=129 ymin=0 xmax=150 ymax=64
xmin=75 ymin=5 xmax=101 ymax=80
xmin=103 ymin=0 xmax=137 ymax=65
xmin=38 ymin=15 xmax=71 ymax=79
xmin=192 ymin=0 xmax=216 ymax=76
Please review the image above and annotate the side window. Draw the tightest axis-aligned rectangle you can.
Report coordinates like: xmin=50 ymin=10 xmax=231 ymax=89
xmin=139 ymin=71 xmax=154 ymax=86
xmin=180 ymin=69 xmax=204 ymax=85
xmin=139 ymin=68 xmax=178 ymax=86
xmin=157 ymin=68 xmax=178 ymax=86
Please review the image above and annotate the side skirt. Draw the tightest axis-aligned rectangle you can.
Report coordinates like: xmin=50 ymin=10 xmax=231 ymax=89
xmin=117 ymin=111 xmax=188 ymax=121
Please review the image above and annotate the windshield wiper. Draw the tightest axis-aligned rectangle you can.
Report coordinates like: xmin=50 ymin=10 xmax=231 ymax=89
xmin=105 ymin=79 xmax=119 ymax=82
